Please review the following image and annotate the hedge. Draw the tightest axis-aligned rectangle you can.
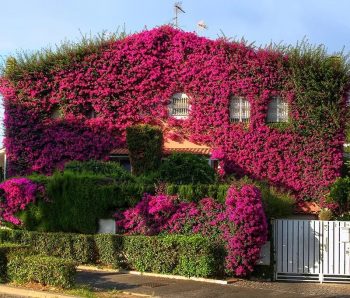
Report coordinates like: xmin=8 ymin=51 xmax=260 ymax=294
xmin=0 ymin=230 xmax=94 ymax=264
xmin=126 ymin=125 xmax=163 ymax=175
xmin=7 ymin=255 xmax=76 ymax=288
xmin=0 ymin=230 xmax=225 ymax=278
xmin=18 ymin=171 xmax=155 ymax=233
xmin=0 ymin=243 xmax=29 ymax=282
xmin=166 ymin=184 xmax=229 ymax=203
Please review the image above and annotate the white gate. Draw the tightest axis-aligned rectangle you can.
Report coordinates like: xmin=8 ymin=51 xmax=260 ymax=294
xmin=274 ymin=219 xmax=350 ymax=283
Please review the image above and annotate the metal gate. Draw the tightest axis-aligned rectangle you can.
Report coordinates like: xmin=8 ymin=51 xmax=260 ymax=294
xmin=273 ymin=219 xmax=350 ymax=283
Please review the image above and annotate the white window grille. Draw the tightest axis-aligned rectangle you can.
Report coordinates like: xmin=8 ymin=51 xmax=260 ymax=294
xmin=229 ymin=96 xmax=250 ymax=123
xmin=169 ymin=93 xmax=190 ymax=119
xmin=267 ymin=96 xmax=288 ymax=123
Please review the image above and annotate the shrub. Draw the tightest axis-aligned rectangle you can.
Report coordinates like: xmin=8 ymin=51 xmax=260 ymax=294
xmin=0 ymin=178 xmax=44 ymax=225
xmin=94 ymin=234 xmax=123 ymax=266
xmin=259 ymin=185 xmax=294 ymax=219
xmin=121 ymin=234 xmax=224 ymax=277
xmin=0 ymin=243 xmax=30 ymax=282
xmin=7 ymin=255 xmax=76 ymax=288
xmin=17 ymin=172 xmax=155 ymax=233
xmin=0 ymin=230 xmax=223 ymax=278
xmin=126 ymin=125 xmax=163 ymax=175
xmin=0 ymin=230 xmax=94 ymax=264
xmin=329 ymin=177 xmax=350 ymax=213
xmin=115 ymin=185 xmax=268 ymax=277
xmin=160 ymin=153 xmax=216 ymax=184
xmin=64 ymin=160 xmax=133 ymax=182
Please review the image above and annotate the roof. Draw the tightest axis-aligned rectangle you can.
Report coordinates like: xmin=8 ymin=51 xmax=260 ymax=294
xmin=110 ymin=138 xmax=211 ymax=156
xmin=294 ymin=201 xmax=320 ymax=215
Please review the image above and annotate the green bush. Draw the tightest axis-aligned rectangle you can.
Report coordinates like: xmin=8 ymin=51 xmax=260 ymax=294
xmin=0 ymin=230 xmax=224 ymax=278
xmin=126 ymin=125 xmax=163 ymax=175
xmin=166 ymin=184 xmax=229 ymax=203
xmin=64 ymin=160 xmax=133 ymax=182
xmin=0 ymin=243 xmax=30 ymax=282
xmin=259 ymin=185 xmax=294 ymax=219
xmin=18 ymin=171 xmax=155 ymax=233
xmin=329 ymin=177 xmax=350 ymax=212
xmin=94 ymin=234 xmax=123 ymax=266
xmin=121 ymin=234 xmax=225 ymax=278
xmin=160 ymin=153 xmax=216 ymax=184
xmin=0 ymin=230 xmax=94 ymax=264
xmin=7 ymin=255 xmax=76 ymax=288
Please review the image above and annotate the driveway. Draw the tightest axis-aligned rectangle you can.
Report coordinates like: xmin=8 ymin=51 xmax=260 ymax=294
xmin=76 ymin=270 xmax=350 ymax=298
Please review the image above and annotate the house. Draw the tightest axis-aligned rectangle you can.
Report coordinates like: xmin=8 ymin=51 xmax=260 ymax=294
xmin=0 ymin=26 xmax=347 ymax=199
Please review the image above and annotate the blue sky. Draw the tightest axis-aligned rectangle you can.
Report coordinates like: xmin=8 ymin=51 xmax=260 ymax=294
xmin=0 ymin=0 xmax=349 ymax=144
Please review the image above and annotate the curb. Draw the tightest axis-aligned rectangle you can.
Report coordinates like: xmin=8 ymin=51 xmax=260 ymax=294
xmin=78 ymin=265 xmax=238 ymax=285
xmin=0 ymin=284 xmax=75 ymax=298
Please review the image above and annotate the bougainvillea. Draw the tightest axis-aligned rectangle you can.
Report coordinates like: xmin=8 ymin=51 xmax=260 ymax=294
xmin=0 ymin=177 xmax=43 ymax=225
xmin=115 ymin=184 xmax=268 ymax=276
xmin=0 ymin=26 xmax=347 ymax=199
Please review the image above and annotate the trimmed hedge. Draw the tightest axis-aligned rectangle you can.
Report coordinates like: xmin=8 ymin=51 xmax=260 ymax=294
xmin=0 ymin=230 xmax=225 ymax=278
xmin=64 ymin=160 xmax=133 ymax=181
xmin=160 ymin=153 xmax=216 ymax=184
xmin=0 ymin=230 xmax=94 ymax=264
xmin=18 ymin=172 xmax=155 ymax=233
xmin=121 ymin=234 xmax=225 ymax=277
xmin=166 ymin=184 xmax=229 ymax=203
xmin=126 ymin=125 xmax=163 ymax=175
xmin=7 ymin=255 xmax=76 ymax=288
xmin=0 ymin=243 xmax=29 ymax=282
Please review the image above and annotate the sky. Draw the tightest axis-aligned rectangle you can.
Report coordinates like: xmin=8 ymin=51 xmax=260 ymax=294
xmin=0 ymin=0 xmax=350 ymax=144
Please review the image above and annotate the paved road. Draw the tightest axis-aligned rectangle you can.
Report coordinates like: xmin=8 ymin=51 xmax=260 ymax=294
xmin=76 ymin=270 xmax=350 ymax=298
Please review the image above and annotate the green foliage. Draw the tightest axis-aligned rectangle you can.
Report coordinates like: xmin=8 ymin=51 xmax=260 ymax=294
xmin=166 ymin=184 xmax=229 ymax=203
xmin=0 ymin=229 xmax=94 ymax=264
xmin=64 ymin=160 xmax=133 ymax=181
xmin=329 ymin=177 xmax=350 ymax=212
xmin=2 ymin=29 xmax=127 ymax=82
xmin=94 ymin=234 xmax=123 ymax=266
xmin=18 ymin=171 xmax=154 ymax=233
xmin=7 ymin=255 xmax=76 ymax=288
xmin=160 ymin=153 xmax=216 ymax=184
xmin=0 ymin=230 xmax=224 ymax=278
xmin=126 ymin=125 xmax=163 ymax=175
xmin=285 ymin=44 xmax=349 ymax=137
xmin=0 ymin=243 xmax=30 ymax=282
xmin=121 ymin=234 xmax=225 ymax=278
xmin=258 ymin=184 xmax=295 ymax=219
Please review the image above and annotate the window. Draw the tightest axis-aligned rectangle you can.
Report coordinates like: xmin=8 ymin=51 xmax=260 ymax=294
xmin=229 ymin=96 xmax=250 ymax=123
xmin=169 ymin=93 xmax=190 ymax=119
xmin=267 ymin=96 xmax=288 ymax=123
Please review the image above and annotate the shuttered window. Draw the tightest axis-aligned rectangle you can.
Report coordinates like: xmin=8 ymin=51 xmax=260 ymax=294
xmin=229 ymin=96 xmax=250 ymax=123
xmin=267 ymin=97 xmax=288 ymax=123
xmin=169 ymin=93 xmax=190 ymax=119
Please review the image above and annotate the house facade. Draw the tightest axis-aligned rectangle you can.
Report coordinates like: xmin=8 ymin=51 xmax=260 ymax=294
xmin=0 ymin=26 xmax=347 ymax=199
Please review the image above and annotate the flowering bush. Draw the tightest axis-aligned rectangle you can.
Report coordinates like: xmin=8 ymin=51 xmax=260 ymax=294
xmin=115 ymin=184 xmax=267 ymax=276
xmin=0 ymin=178 xmax=43 ymax=225
xmin=0 ymin=26 xmax=346 ymax=199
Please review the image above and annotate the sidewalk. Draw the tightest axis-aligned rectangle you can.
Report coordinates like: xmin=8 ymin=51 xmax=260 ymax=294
xmin=76 ymin=269 xmax=350 ymax=298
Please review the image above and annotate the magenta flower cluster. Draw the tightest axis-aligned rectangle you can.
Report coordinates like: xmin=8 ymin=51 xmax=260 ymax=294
xmin=0 ymin=26 xmax=343 ymax=199
xmin=0 ymin=177 xmax=42 ymax=225
xmin=115 ymin=184 xmax=267 ymax=276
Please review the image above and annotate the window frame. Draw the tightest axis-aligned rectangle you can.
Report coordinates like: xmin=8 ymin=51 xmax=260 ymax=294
xmin=267 ymin=96 xmax=289 ymax=123
xmin=229 ymin=96 xmax=251 ymax=123
xmin=169 ymin=93 xmax=190 ymax=119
